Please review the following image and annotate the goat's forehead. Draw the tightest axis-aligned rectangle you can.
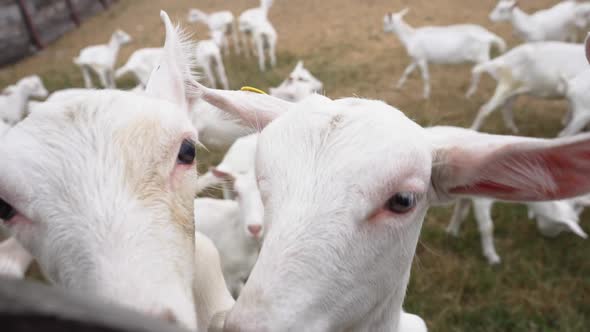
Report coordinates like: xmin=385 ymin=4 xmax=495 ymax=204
xmin=258 ymin=97 xmax=431 ymax=179
xmin=5 ymin=91 xmax=193 ymax=161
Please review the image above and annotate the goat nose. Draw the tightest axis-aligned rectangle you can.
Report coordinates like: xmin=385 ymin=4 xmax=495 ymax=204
xmin=247 ymin=224 xmax=262 ymax=237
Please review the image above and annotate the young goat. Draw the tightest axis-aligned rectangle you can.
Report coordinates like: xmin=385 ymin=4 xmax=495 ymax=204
xmin=191 ymin=81 xmax=590 ymax=331
xmin=115 ymin=48 xmax=162 ymax=88
xmin=0 ymin=12 xmax=235 ymax=331
xmin=195 ymin=169 xmax=263 ymax=298
xmin=238 ymin=0 xmax=277 ymax=71
xmin=0 ymin=75 xmax=48 ymax=125
xmin=489 ymin=0 xmax=579 ymax=42
xmin=383 ymin=8 xmax=506 ymax=99
xmin=196 ymin=37 xmax=230 ymax=90
xmin=187 ymin=9 xmax=240 ymax=56
xmin=470 ymin=42 xmax=587 ymax=133
xmin=270 ymin=61 xmax=323 ymax=102
xmin=447 ymin=197 xmax=587 ymax=264
xmin=74 ymin=29 xmax=132 ymax=89
xmin=559 ymin=69 xmax=590 ymax=136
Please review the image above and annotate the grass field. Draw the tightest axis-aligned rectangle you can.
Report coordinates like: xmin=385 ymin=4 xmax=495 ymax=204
xmin=1 ymin=0 xmax=588 ymax=331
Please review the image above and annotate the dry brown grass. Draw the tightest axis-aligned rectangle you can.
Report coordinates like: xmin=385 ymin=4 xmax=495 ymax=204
xmin=1 ymin=0 xmax=588 ymax=331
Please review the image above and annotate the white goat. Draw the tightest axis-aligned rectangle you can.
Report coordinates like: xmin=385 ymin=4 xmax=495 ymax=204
xmin=559 ymin=69 xmax=590 ymax=136
xmin=74 ymin=29 xmax=132 ymax=89
xmin=0 ymin=75 xmax=48 ymax=125
xmin=239 ymin=0 xmax=277 ymax=71
xmin=195 ymin=172 xmax=263 ymax=298
xmin=0 ymin=12 xmax=235 ymax=331
xmin=447 ymin=197 xmax=587 ymax=264
xmin=115 ymin=48 xmax=162 ymax=88
xmin=383 ymin=8 xmax=506 ymax=99
xmin=270 ymin=61 xmax=323 ymax=102
xmin=470 ymin=42 xmax=587 ymax=133
xmin=489 ymin=0 xmax=579 ymax=42
xmin=196 ymin=38 xmax=230 ymax=90
xmin=190 ymin=80 xmax=590 ymax=331
xmin=187 ymin=9 xmax=240 ymax=56
xmin=0 ymin=121 xmax=9 ymax=137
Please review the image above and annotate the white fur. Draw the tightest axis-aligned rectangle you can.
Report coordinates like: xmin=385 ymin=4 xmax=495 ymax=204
xmin=0 ymin=12 xmax=235 ymax=330
xmin=447 ymin=197 xmax=587 ymax=264
xmin=384 ymin=8 xmax=506 ymax=99
xmin=74 ymin=29 xmax=132 ymax=89
xmin=489 ymin=0 xmax=579 ymax=42
xmin=187 ymin=9 xmax=240 ymax=56
xmin=0 ymin=121 xmax=9 ymax=136
xmin=196 ymin=39 xmax=229 ymax=90
xmin=559 ymin=69 xmax=590 ymax=136
xmin=115 ymin=48 xmax=162 ymax=88
xmin=470 ymin=42 xmax=587 ymax=133
xmin=0 ymin=75 xmax=48 ymax=125
xmin=270 ymin=61 xmax=323 ymax=102
xmin=195 ymin=195 xmax=262 ymax=298
xmin=193 ymin=83 xmax=590 ymax=331
xmin=238 ymin=0 xmax=277 ymax=71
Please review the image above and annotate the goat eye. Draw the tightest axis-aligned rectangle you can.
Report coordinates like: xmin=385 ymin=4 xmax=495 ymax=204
xmin=386 ymin=193 xmax=416 ymax=214
xmin=0 ymin=198 xmax=16 ymax=221
xmin=177 ymin=139 xmax=196 ymax=165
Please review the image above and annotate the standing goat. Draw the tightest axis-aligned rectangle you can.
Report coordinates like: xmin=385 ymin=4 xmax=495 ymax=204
xmin=383 ymin=8 xmax=506 ymax=99
xmin=196 ymin=38 xmax=230 ymax=90
xmin=190 ymin=80 xmax=590 ymax=331
xmin=559 ymin=69 xmax=590 ymax=136
xmin=489 ymin=0 xmax=579 ymax=42
xmin=470 ymin=42 xmax=587 ymax=133
xmin=0 ymin=76 xmax=48 ymax=125
xmin=447 ymin=197 xmax=587 ymax=264
xmin=115 ymin=48 xmax=162 ymax=88
xmin=0 ymin=12 xmax=235 ymax=331
xmin=74 ymin=29 xmax=132 ymax=89
xmin=239 ymin=0 xmax=277 ymax=71
xmin=270 ymin=61 xmax=323 ymax=102
xmin=187 ymin=9 xmax=240 ymax=56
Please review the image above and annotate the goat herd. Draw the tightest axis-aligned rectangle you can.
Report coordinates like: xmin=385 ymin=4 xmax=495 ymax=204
xmin=1 ymin=1 xmax=590 ymax=331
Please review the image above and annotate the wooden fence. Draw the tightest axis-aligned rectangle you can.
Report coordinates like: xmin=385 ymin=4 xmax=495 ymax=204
xmin=0 ymin=0 xmax=115 ymax=66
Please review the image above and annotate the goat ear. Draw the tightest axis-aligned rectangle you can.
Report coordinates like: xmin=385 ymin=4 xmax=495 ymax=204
xmin=146 ymin=11 xmax=197 ymax=113
xmin=555 ymin=218 xmax=588 ymax=238
xmin=399 ymin=8 xmax=409 ymax=17
xmin=210 ymin=167 xmax=234 ymax=180
xmin=295 ymin=61 xmax=304 ymax=70
xmin=509 ymin=1 xmax=518 ymax=9
xmin=431 ymin=132 xmax=590 ymax=203
xmin=193 ymin=82 xmax=292 ymax=130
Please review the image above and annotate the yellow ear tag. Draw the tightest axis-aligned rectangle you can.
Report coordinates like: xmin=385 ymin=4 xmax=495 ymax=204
xmin=240 ymin=86 xmax=267 ymax=95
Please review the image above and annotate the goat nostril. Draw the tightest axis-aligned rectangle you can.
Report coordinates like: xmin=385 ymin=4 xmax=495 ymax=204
xmin=247 ymin=225 xmax=262 ymax=237
xmin=158 ymin=309 xmax=178 ymax=324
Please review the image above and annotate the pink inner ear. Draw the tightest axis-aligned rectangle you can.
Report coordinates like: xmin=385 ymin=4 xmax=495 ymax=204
xmin=211 ymin=168 xmax=231 ymax=179
xmin=449 ymin=140 xmax=590 ymax=201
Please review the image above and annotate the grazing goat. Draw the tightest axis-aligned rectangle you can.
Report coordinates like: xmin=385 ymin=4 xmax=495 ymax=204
xmin=270 ymin=61 xmax=323 ymax=102
xmin=489 ymin=0 xmax=579 ymax=42
xmin=115 ymin=48 xmax=162 ymax=88
xmin=0 ymin=12 xmax=235 ymax=331
xmin=196 ymin=39 xmax=230 ymax=90
xmin=0 ymin=76 xmax=48 ymax=125
xmin=383 ymin=8 xmax=506 ymax=99
xmin=559 ymin=69 xmax=590 ymax=136
xmin=470 ymin=42 xmax=587 ymax=133
xmin=74 ymin=29 xmax=132 ymax=89
xmin=190 ymin=81 xmax=590 ymax=331
xmin=187 ymin=9 xmax=240 ymax=56
xmin=447 ymin=197 xmax=587 ymax=264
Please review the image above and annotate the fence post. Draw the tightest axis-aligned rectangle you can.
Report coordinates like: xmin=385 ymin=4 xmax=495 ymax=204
xmin=16 ymin=0 xmax=44 ymax=49
xmin=65 ymin=0 xmax=80 ymax=26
